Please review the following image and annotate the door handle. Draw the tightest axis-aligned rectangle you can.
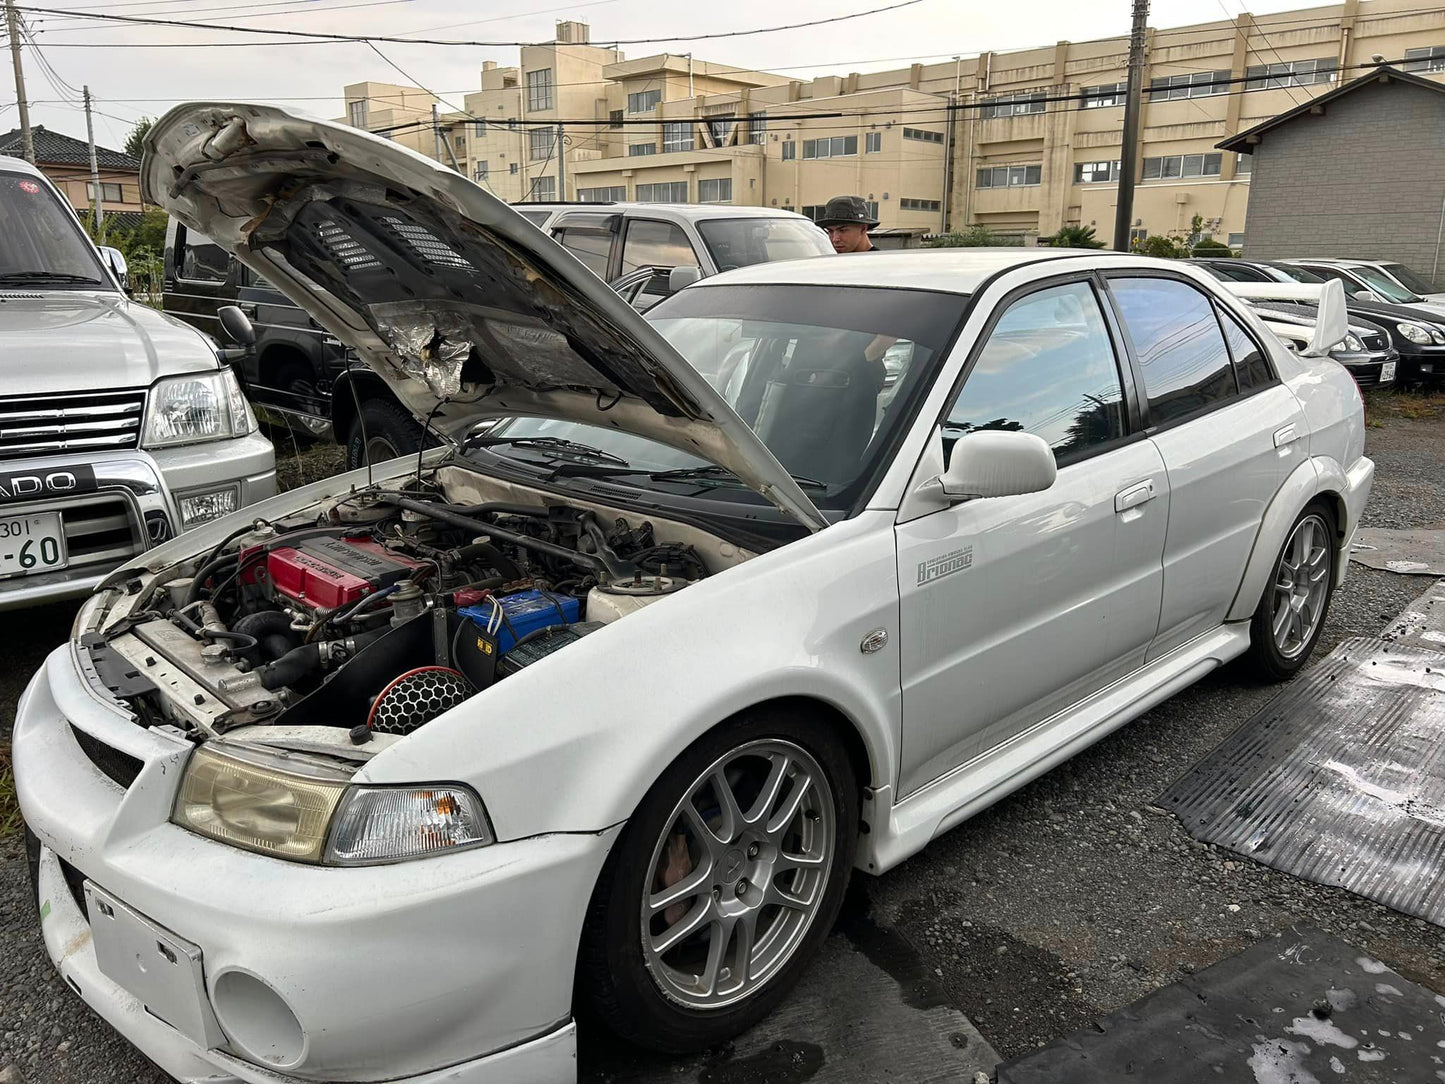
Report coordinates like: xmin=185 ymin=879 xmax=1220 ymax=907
xmin=1114 ymin=479 xmax=1157 ymax=513
xmin=1273 ymin=423 xmax=1298 ymax=448
xmin=237 ymin=302 xmax=258 ymax=316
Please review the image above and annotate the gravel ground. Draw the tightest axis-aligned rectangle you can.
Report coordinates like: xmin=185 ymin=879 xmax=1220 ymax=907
xmin=1 ymin=402 xmax=1442 ymax=1082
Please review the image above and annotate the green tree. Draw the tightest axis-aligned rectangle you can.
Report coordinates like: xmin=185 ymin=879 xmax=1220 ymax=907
xmin=1192 ymin=238 xmax=1232 ymax=256
xmin=1044 ymin=224 xmax=1106 ymax=249
xmin=124 ymin=116 xmax=154 ymax=160
xmin=1134 ymin=234 xmax=1189 ymax=259
xmin=925 ymin=226 xmax=1009 ymax=248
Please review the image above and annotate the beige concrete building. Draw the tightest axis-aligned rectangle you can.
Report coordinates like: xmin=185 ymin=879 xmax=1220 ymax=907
xmin=338 ymin=2 xmax=1445 ymax=243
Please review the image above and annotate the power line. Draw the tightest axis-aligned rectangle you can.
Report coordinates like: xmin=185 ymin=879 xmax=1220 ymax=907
xmin=33 ymin=0 xmax=420 ymax=33
xmin=13 ymin=0 xmax=929 ymax=47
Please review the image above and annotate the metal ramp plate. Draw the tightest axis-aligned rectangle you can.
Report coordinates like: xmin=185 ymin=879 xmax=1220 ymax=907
xmin=1161 ymin=637 xmax=1445 ymax=926
xmin=997 ymin=927 xmax=1445 ymax=1083
xmin=1382 ymin=578 xmax=1445 ymax=650
xmin=1350 ymin=527 xmax=1445 ymax=575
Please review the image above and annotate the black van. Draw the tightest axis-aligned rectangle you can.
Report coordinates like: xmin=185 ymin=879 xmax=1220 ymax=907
xmin=163 ymin=220 xmax=424 ymax=464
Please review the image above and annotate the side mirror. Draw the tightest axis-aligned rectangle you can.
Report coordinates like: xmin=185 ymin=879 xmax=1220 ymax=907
xmin=926 ymin=430 xmax=1057 ymax=502
xmin=1301 ymin=279 xmax=1348 ymax=357
xmin=668 ymin=265 xmax=702 ymax=293
xmin=217 ymin=304 xmax=256 ymax=347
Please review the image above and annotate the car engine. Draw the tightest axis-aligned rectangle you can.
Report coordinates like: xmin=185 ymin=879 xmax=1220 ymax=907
xmin=99 ymin=487 xmax=711 ymax=743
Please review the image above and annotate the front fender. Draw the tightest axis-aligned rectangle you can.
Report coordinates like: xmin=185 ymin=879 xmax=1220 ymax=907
xmin=356 ymin=513 xmax=903 ymax=840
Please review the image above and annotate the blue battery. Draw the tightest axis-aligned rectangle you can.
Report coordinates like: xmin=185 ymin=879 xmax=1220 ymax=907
xmin=458 ymin=590 xmax=579 ymax=654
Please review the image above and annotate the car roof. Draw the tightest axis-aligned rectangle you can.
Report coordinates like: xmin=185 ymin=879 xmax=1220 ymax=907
xmin=0 ymin=154 xmax=46 ymax=179
xmin=549 ymin=202 xmax=814 ymax=224
xmin=693 ymin=247 xmax=1144 ymax=295
xmin=1282 ymin=258 xmax=1381 ymax=268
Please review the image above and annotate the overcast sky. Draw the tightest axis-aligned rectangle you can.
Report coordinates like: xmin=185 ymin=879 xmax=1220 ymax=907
xmin=9 ymin=0 xmax=1320 ymax=152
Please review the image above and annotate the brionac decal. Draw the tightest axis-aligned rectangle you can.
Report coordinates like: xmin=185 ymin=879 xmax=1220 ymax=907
xmin=917 ymin=545 xmax=973 ymax=586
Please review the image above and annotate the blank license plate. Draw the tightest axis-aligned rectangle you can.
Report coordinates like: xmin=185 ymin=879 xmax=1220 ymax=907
xmin=1381 ymin=361 xmax=1398 ymax=383
xmin=0 ymin=512 xmax=67 ymax=579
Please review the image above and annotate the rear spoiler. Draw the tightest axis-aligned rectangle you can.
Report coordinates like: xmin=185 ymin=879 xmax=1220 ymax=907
xmin=1224 ymin=279 xmax=1348 ymax=358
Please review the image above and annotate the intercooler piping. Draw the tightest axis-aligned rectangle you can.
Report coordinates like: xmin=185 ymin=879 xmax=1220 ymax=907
xmin=391 ymin=496 xmax=618 ymax=576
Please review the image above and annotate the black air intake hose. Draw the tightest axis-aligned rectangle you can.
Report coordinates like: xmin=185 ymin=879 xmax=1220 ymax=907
xmin=258 ymin=643 xmax=322 ymax=691
xmin=234 ymin=610 xmax=299 ymax=663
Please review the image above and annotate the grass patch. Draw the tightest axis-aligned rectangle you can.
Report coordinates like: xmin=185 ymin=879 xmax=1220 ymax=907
xmin=1365 ymin=387 xmax=1445 ymax=425
xmin=1 ymin=743 xmax=20 ymax=839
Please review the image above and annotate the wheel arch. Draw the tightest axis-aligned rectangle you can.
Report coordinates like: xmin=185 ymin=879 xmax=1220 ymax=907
xmin=255 ymin=341 xmax=316 ymax=387
xmin=329 ymin=368 xmax=393 ymax=441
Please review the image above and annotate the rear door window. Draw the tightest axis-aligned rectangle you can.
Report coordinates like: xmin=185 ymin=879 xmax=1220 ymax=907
xmin=1109 ymin=277 xmax=1237 ymax=427
xmin=1216 ymin=306 xmax=1274 ymax=392
xmin=553 ymin=226 xmax=613 ymax=279
xmin=178 ymin=226 xmax=230 ymax=283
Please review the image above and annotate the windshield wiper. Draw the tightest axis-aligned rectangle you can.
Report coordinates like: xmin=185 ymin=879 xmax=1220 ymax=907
xmin=469 ymin=435 xmax=632 ymax=468
xmin=650 ymin=464 xmax=829 ymax=490
xmin=0 ymin=270 xmax=103 ymax=285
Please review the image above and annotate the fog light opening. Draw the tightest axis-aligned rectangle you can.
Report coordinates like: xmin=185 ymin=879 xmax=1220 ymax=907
xmin=177 ymin=486 xmax=239 ymax=530
xmin=211 ymin=969 xmax=305 ymax=1069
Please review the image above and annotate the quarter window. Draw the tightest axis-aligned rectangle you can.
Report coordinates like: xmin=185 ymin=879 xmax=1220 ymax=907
xmin=946 ymin=281 xmax=1127 ymax=464
xmin=1216 ymin=305 xmax=1273 ymax=392
xmin=621 ymin=219 xmax=697 ymax=275
xmin=1109 ymin=277 xmax=1237 ymax=426
xmin=554 ymin=227 xmax=612 ymax=277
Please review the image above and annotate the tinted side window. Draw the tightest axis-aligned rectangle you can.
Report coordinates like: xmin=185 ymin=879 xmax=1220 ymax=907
xmin=554 ymin=227 xmax=612 ymax=278
xmin=178 ymin=227 xmax=229 ymax=283
xmin=621 ymin=219 xmax=697 ymax=277
xmin=1110 ymin=277 xmax=1237 ymax=426
xmin=946 ymin=281 xmax=1127 ymax=464
xmin=1216 ymin=305 xmax=1273 ymax=392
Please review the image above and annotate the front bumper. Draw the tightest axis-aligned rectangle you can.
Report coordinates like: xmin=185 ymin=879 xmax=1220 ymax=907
xmin=15 ymin=647 xmax=615 ymax=1082
xmin=0 ymin=437 xmax=275 ymax=612
xmin=1332 ymin=348 xmax=1398 ymax=388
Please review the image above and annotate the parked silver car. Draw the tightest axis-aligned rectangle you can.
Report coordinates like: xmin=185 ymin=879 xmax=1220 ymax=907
xmin=0 ymin=155 xmax=277 ymax=610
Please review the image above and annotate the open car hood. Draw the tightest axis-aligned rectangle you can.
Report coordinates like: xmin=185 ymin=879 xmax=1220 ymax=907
xmin=140 ymin=102 xmax=827 ymax=532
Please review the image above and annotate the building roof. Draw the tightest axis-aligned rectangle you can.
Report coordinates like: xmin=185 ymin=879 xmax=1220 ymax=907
xmin=0 ymin=125 xmax=139 ymax=170
xmin=1218 ymin=66 xmax=1445 ymax=154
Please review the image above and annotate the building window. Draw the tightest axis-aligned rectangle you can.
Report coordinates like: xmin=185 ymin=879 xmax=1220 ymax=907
xmin=865 ymin=130 xmax=882 ymax=153
xmin=1234 ymin=153 xmax=1252 ymax=176
xmin=87 ymin=181 xmax=124 ymax=201
xmin=1073 ymin=160 xmax=1120 ymax=183
xmin=453 ymin=134 xmax=466 ymax=152
xmin=526 ymin=68 xmax=553 ymax=111
xmin=902 ymin=127 xmax=944 ymax=143
xmin=975 ymin=164 xmax=1042 ymax=188
xmin=532 ymin=176 xmax=556 ymax=201
xmin=1141 ymin=152 xmax=1222 ymax=179
xmin=473 ymin=121 xmax=487 ymax=137
xmin=662 ymin=122 xmax=693 ymax=154
xmin=510 ymin=162 xmax=519 ymax=174
xmin=609 ymin=109 xmax=624 ymax=128
xmin=628 ymin=142 xmax=657 ymax=156
xmin=749 ymin=112 xmax=767 ymax=145
xmin=900 ymin=197 xmax=942 ymax=211
xmin=1405 ymin=45 xmax=1445 ymax=73
xmin=708 ymin=115 xmax=737 ymax=144
xmin=635 ymin=181 xmax=688 ymax=203
xmin=978 ymin=91 xmax=1046 ymax=119
xmin=802 ymin=135 xmax=858 ymax=159
xmin=628 ymin=89 xmax=662 ymax=113
xmin=698 ymin=177 xmax=732 ymax=203
xmin=347 ymin=100 xmax=368 ymax=128
xmin=529 ymin=128 xmax=555 ymax=161
xmin=1079 ymin=81 xmax=1127 ymax=108
xmin=578 ymin=185 xmax=626 ymax=202
xmin=1245 ymin=57 xmax=1338 ymax=90
xmin=473 ymin=161 xmax=488 ymax=181
xmin=1227 ymin=233 xmax=1245 ymax=247
xmin=781 ymin=140 xmax=795 ymax=160
xmin=802 ymin=201 xmax=878 ymax=221
xmin=1148 ymin=70 xmax=1230 ymax=100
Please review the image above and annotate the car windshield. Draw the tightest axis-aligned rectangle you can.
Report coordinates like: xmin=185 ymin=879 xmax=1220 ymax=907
xmin=1271 ymin=263 xmax=1326 ymax=284
xmin=1380 ymin=262 xmax=1439 ymax=296
xmin=1351 ymin=265 xmax=1419 ymax=303
xmin=476 ymin=284 xmax=966 ymax=510
xmin=0 ymin=172 xmax=107 ymax=286
xmin=696 ymin=218 xmax=834 ymax=271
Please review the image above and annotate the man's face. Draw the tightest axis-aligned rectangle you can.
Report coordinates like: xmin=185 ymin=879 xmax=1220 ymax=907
xmin=824 ymin=223 xmax=869 ymax=253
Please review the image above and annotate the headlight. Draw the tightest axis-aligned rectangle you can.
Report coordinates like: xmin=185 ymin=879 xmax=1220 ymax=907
xmin=1339 ymin=334 xmax=1365 ymax=353
xmin=326 ymin=785 xmax=494 ymax=865
xmin=143 ymin=368 xmax=257 ymax=447
xmin=1397 ymin=322 xmax=1433 ymax=345
xmin=1429 ymin=325 xmax=1445 ymax=344
xmin=172 ymin=745 xmax=494 ymax=865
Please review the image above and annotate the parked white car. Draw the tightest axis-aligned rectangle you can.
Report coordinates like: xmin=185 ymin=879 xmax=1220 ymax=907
xmin=16 ymin=103 xmax=1373 ymax=1084
xmin=1279 ymin=257 xmax=1445 ymax=312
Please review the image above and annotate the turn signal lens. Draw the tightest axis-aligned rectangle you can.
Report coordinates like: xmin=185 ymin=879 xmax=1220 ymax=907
xmin=325 ymin=785 xmax=493 ymax=865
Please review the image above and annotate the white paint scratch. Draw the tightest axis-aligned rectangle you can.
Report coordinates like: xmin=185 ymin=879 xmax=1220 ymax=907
xmin=1287 ymin=1016 xmax=1359 ymax=1050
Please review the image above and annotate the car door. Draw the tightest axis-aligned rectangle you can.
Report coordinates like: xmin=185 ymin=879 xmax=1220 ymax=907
xmin=163 ymin=222 xmax=237 ymax=336
xmin=895 ymin=277 xmax=1169 ymax=796
xmin=1102 ymin=273 xmax=1304 ymax=659
xmin=237 ymin=265 xmax=333 ymax=420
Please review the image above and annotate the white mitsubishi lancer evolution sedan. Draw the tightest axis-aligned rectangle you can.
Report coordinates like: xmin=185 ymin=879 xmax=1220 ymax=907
xmin=15 ymin=102 xmax=1372 ymax=1084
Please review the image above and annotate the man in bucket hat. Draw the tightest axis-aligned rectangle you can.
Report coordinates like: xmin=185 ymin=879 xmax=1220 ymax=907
xmin=816 ymin=194 xmax=879 ymax=254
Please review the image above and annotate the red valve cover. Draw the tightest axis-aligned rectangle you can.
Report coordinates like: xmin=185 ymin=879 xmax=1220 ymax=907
xmin=262 ymin=536 xmax=424 ymax=610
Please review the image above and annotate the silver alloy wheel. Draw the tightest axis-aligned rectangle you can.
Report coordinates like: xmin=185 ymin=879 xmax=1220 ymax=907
xmin=640 ymin=738 xmax=836 ymax=1011
xmin=1271 ymin=513 xmax=1330 ymax=658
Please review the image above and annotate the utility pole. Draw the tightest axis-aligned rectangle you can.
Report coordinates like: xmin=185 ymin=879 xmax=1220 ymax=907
xmin=555 ymin=122 xmax=565 ymax=200
xmin=84 ymin=85 xmax=103 ymax=241
xmin=5 ymin=0 xmax=35 ymax=164
xmin=1113 ymin=0 xmax=1150 ymax=252
xmin=431 ymin=103 xmax=443 ymax=162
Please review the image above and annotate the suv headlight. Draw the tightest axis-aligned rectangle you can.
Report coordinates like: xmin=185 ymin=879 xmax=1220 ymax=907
xmin=1397 ymin=322 xmax=1433 ymax=345
xmin=172 ymin=745 xmax=493 ymax=865
xmin=143 ymin=368 xmax=257 ymax=448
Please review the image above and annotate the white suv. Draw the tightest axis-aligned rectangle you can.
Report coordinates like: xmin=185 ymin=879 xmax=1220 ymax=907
xmin=0 ymin=155 xmax=275 ymax=610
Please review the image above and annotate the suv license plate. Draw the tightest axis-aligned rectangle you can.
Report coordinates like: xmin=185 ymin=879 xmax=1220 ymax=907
xmin=1381 ymin=361 xmax=1397 ymax=383
xmin=0 ymin=512 xmax=67 ymax=579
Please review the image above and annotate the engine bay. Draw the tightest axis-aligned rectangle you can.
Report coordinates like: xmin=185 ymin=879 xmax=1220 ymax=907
xmin=94 ymin=481 xmax=720 ymax=749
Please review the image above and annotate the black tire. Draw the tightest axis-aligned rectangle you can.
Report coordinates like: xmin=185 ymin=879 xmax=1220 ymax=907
xmin=578 ymin=707 xmax=859 ymax=1054
xmin=1246 ymin=502 xmax=1336 ymax=682
xmin=345 ymin=397 xmax=426 ymax=470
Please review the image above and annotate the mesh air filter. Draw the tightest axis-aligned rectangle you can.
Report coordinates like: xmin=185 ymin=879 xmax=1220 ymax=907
xmin=366 ymin=666 xmax=472 ymax=735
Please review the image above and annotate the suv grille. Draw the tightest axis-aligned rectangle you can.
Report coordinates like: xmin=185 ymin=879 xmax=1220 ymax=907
xmin=0 ymin=389 xmax=145 ymax=460
xmin=70 ymin=724 xmax=144 ymax=790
